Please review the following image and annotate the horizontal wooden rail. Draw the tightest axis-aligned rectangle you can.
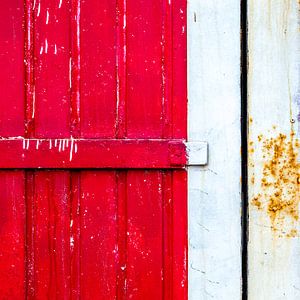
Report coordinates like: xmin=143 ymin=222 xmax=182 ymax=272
xmin=0 ymin=138 xmax=188 ymax=169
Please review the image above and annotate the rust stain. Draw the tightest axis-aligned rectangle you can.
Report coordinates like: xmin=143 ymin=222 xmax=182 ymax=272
xmin=250 ymin=129 xmax=300 ymax=237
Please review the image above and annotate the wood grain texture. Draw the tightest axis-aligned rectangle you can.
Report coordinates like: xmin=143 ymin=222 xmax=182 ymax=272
xmin=188 ymin=1 xmax=242 ymax=299
xmin=248 ymin=1 xmax=300 ymax=299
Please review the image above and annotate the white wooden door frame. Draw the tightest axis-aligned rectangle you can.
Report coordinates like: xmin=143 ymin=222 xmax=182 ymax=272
xmin=187 ymin=1 xmax=242 ymax=299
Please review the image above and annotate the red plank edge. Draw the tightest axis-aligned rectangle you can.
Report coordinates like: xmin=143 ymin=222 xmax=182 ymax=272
xmin=0 ymin=138 xmax=186 ymax=169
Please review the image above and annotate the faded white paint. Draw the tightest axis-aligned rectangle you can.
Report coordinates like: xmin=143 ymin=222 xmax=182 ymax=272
xmin=248 ymin=1 xmax=300 ymax=299
xmin=188 ymin=0 xmax=242 ymax=299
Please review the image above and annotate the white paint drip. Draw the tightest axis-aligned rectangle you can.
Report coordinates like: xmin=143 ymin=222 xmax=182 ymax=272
xmin=75 ymin=143 xmax=78 ymax=153
xmin=22 ymin=139 xmax=26 ymax=149
xmin=40 ymin=45 xmax=43 ymax=55
xmin=58 ymin=139 xmax=62 ymax=152
xmin=49 ymin=139 xmax=52 ymax=149
xmin=62 ymin=139 xmax=65 ymax=151
xmin=26 ymin=139 xmax=30 ymax=150
xmin=33 ymin=0 xmax=36 ymax=10
xmin=36 ymin=140 xmax=39 ymax=150
xmin=54 ymin=139 xmax=58 ymax=147
xmin=54 ymin=44 xmax=57 ymax=55
xmin=58 ymin=0 xmax=62 ymax=9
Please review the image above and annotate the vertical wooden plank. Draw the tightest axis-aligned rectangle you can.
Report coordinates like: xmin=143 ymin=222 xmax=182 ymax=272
xmin=0 ymin=1 xmax=24 ymax=136
xmin=126 ymin=0 xmax=164 ymax=138
xmin=70 ymin=172 xmax=81 ymax=298
xmin=34 ymin=0 xmax=71 ymax=137
xmin=188 ymin=1 xmax=242 ymax=299
xmin=116 ymin=171 xmax=127 ymax=299
xmin=80 ymin=0 xmax=117 ymax=138
xmin=126 ymin=171 xmax=163 ymax=299
xmin=26 ymin=171 xmax=71 ymax=298
xmin=172 ymin=170 xmax=187 ymax=300
xmin=0 ymin=171 xmax=25 ymax=299
xmin=248 ymin=1 xmax=300 ymax=299
xmin=80 ymin=171 xmax=117 ymax=298
xmin=172 ymin=0 xmax=187 ymax=139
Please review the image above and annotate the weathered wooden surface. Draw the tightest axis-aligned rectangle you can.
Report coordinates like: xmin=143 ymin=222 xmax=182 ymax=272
xmin=0 ymin=0 xmax=188 ymax=298
xmin=248 ymin=1 xmax=300 ymax=299
xmin=188 ymin=0 xmax=242 ymax=299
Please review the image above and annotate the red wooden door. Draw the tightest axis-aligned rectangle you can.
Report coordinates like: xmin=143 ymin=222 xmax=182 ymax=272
xmin=0 ymin=1 xmax=187 ymax=299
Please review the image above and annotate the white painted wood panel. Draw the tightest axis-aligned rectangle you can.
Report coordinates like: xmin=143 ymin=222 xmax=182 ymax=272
xmin=248 ymin=1 xmax=300 ymax=299
xmin=188 ymin=1 xmax=242 ymax=299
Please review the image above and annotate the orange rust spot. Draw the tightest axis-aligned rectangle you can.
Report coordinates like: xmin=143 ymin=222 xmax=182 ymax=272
xmin=251 ymin=131 xmax=300 ymax=234
xmin=251 ymin=195 xmax=262 ymax=209
xmin=286 ymin=229 xmax=298 ymax=238
xmin=257 ymin=134 xmax=263 ymax=142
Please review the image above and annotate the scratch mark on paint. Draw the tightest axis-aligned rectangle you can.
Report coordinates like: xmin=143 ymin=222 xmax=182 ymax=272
xmin=37 ymin=2 xmax=41 ymax=17
xmin=70 ymin=137 xmax=74 ymax=161
xmin=32 ymin=87 xmax=35 ymax=118
xmin=46 ymin=9 xmax=49 ymax=24
xmin=45 ymin=38 xmax=48 ymax=54
xmin=69 ymin=58 xmax=72 ymax=89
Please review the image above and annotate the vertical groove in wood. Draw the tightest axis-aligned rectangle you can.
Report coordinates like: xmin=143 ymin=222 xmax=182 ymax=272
xmin=71 ymin=0 xmax=81 ymax=137
xmin=25 ymin=171 xmax=35 ymax=298
xmin=172 ymin=0 xmax=186 ymax=138
xmin=70 ymin=172 xmax=81 ymax=298
xmin=161 ymin=0 xmax=173 ymax=139
xmin=115 ymin=0 xmax=127 ymax=138
xmin=172 ymin=170 xmax=187 ymax=300
xmin=162 ymin=171 xmax=173 ymax=299
xmin=24 ymin=0 xmax=35 ymax=137
xmin=116 ymin=171 xmax=128 ymax=299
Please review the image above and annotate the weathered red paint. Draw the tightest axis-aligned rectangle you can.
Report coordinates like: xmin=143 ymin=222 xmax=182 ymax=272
xmin=0 ymin=139 xmax=186 ymax=168
xmin=0 ymin=0 xmax=187 ymax=299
